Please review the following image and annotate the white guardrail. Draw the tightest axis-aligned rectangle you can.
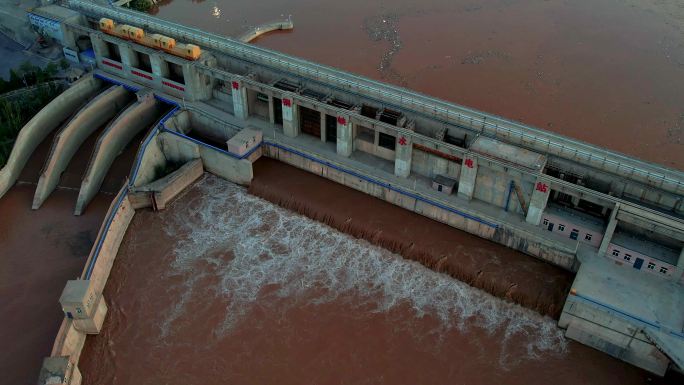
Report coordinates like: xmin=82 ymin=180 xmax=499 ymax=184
xmin=66 ymin=0 xmax=684 ymax=196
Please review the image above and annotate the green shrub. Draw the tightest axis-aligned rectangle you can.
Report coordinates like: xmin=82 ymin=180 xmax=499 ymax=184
xmin=0 ymin=83 xmax=63 ymax=167
xmin=126 ymin=0 xmax=154 ymax=13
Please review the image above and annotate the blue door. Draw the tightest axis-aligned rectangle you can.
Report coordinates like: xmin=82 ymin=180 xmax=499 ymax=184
xmin=633 ymin=258 xmax=644 ymax=270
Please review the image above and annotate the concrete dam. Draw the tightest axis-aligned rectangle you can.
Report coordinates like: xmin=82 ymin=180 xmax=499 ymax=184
xmin=3 ymin=0 xmax=683 ymax=383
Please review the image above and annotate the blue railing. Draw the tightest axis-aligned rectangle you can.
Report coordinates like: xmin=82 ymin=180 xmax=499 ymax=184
xmin=571 ymin=292 xmax=684 ymax=340
xmin=159 ymin=128 xmax=261 ymax=160
xmin=93 ymin=72 xmax=139 ymax=92
xmin=84 ymin=187 xmax=128 ymax=279
xmin=262 ymin=140 xmax=499 ymax=229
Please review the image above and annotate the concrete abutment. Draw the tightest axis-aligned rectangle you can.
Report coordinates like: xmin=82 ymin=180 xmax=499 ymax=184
xmin=0 ymin=75 xmax=102 ymax=200
xmin=32 ymin=85 xmax=134 ymax=210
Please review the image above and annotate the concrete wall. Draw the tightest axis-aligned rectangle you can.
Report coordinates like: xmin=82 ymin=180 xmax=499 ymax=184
xmin=131 ymin=131 xmax=168 ymax=188
xmin=158 ymin=131 xmax=200 ymax=165
xmin=188 ymin=110 xmax=241 ymax=143
xmin=158 ymin=130 xmax=253 ymax=185
xmin=473 ymin=167 xmax=514 ymax=209
xmin=49 ymin=319 xmax=87 ymax=369
xmin=541 ymin=212 xmax=603 ymax=248
xmin=80 ymin=186 xmax=135 ymax=293
xmin=199 ymin=146 xmax=253 ymax=185
xmin=48 ymin=185 xmax=135 ymax=377
xmin=559 ymin=297 xmax=670 ymax=375
xmin=606 ymin=243 xmax=676 ymax=279
xmin=0 ymin=75 xmax=102 ymax=199
xmin=32 ymin=85 xmax=133 ymax=209
xmin=75 ymin=93 xmax=161 ymax=215
xmin=129 ymin=159 xmax=204 ymax=210
xmin=411 ymin=148 xmax=461 ymax=181
xmin=263 ymin=141 xmax=578 ymax=270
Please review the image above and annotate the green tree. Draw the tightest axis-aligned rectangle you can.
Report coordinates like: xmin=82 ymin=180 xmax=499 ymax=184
xmin=127 ymin=0 xmax=153 ymax=13
xmin=60 ymin=59 xmax=70 ymax=70
xmin=0 ymin=82 xmax=64 ymax=167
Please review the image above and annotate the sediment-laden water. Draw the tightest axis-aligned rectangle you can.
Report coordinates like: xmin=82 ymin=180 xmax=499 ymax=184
xmin=79 ymin=175 xmax=657 ymax=384
xmin=249 ymin=158 xmax=573 ymax=318
xmin=154 ymin=0 xmax=684 ymax=169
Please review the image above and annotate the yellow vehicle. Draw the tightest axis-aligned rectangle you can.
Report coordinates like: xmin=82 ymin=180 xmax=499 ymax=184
xmin=98 ymin=18 xmax=201 ymax=61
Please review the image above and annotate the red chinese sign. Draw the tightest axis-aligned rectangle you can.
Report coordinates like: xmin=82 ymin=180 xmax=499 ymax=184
xmin=464 ymin=158 xmax=474 ymax=168
xmin=398 ymin=136 xmax=407 ymax=146
xmin=337 ymin=116 xmax=346 ymax=126
xmin=535 ymin=182 xmax=549 ymax=193
xmin=282 ymin=98 xmax=292 ymax=107
xmin=231 ymin=81 xmax=239 ymax=90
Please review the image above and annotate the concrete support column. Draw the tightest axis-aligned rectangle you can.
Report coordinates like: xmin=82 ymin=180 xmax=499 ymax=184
xmin=61 ymin=28 xmax=78 ymax=50
xmin=394 ymin=133 xmax=412 ymax=178
xmin=282 ymin=97 xmax=299 ymax=138
xmin=526 ymin=178 xmax=552 ymax=225
xmin=182 ymin=63 xmax=212 ymax=102
xmin=267 ymin=95 xmax=275 ymax=124
xmin=231 ymin=80 xmax=249 ymax=120
xmin=150 ymin=54 xmax=169 ymax=89
xmin=181 ymin=63 xmax=199 ymax=101
xmin=320 ymin=112 xmax=327 ymax=142
xmin=119 ymin=45 xmax=137 ymax=81
xmin=598 ymin=203 xmax=620 ymax=256
xmin=457 ymin=155 xmax=478 ymax=200
xmin=336 ymin=115 xmax=352 ymax=157
xmin=431 ymin=152 xmax=448 ymax=177
xmin=59 ymin=280 xmax=107 ymax=335
xmin=571 ymin=196 xmax=581 ymax=207
xmin=90 ymin=33 xmax=107 ymax=59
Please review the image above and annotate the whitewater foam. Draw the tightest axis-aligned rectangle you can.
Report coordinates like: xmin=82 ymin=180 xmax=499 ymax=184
xmin=161 ymin=175 xmax=567 ymax=367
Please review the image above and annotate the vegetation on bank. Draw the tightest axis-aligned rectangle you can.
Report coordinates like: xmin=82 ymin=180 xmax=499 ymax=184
xmin=126 ymin=0 xmax=154 ymax=13
xmin=0 ymin=62 xmax=66 ymax=167
xmin=0 ymin=60 xmax=67 ymax=95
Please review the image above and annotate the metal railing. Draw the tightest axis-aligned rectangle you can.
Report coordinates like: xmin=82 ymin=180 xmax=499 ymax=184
xmin=65 ymin=0 xmax=684 ymax=196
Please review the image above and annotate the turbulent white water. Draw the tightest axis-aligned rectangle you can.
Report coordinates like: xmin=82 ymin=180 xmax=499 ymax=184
xmin=161 ymin=175 xmax=567 ymax=366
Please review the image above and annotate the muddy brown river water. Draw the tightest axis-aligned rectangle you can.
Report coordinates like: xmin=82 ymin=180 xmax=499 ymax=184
xmin=153 ymin=0 xmax=684 ymax=170
xmin=79 ymin=174 xmax=668 ymax=385
xmin=5 ymin=0 xmax=684 ymax=383
xmin=76 ymin=0 xmax=684 ymax=383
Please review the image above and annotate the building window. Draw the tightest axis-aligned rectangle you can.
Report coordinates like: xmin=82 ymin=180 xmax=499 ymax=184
xmin=612 ymin=249 xmax=620 ymax=257
xmin=357 ymin=126 xmax=374 ymax=143
xmin=378 ymin=132 xmax=396 ymax=151
xmin=570 ymin=229 xmax=579 ymax=240
xmin=623 ymin=254 xmax=631 ymax=262
xmin=543 ymin=219 xmax=549 ymax=226
xmin=659 ymin=267 xmax=668 ymax=274
xmin=585 ymin=233 xmax=592 ymax=241
xmin=256 ymin=93 xmax=269 ymax=103
xmin=647 ymin=262 xmax=656 ymax=270
xmin=558 ymin=224 xmax=565 ymax=232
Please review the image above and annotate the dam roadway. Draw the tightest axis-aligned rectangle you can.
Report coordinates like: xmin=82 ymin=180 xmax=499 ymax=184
xmin=6 ymin=0 xmax=684 ymax=382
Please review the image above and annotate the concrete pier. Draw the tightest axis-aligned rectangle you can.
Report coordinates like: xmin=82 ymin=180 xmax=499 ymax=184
xmin=282 ymin=97 xmax=299 ymax=138
xmin=75 ymin=92 xmax=160 ymax=215
xmin=32 ymin=85 xmax=133 ymax=210
xmin=336 ymin=115 xmax=352 ymax=157
xmin=231 ymin=81 xmax=249 ymax=120
xmin=525 ymin=178 xmax=551 ymax=225
xmin=598 ymin=203 xmax=620 ymax=257
xmin=0 ymin=76 xmax=102 ymax=199
xmin=19 ymin=1 xmax=684 ymax=377
xmin=457 ymin=156 xmax=477 ymax=200
xmin=394 ymin=133 xmax=412 ymax=178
